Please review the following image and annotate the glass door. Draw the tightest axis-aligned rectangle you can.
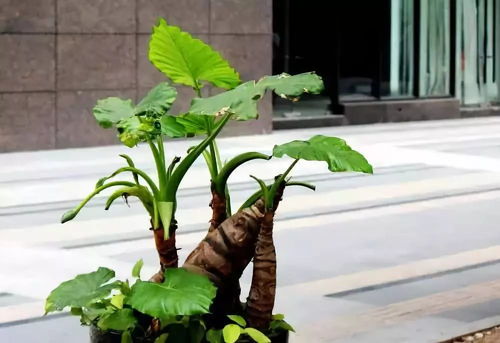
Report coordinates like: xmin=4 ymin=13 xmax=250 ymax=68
xmin=456 ymin=0 xmax=499 ymax=105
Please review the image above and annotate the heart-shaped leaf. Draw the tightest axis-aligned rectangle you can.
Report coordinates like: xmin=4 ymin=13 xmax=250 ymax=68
xmin=273 ymin=135 xmax=373 ymax=174
xmin=97 ymin=308 xmax=137 ymax=331
xmin=45 ymin=267 xmax=119 ymax=313
xmin=149 ymin=19 xmax=240 ymax=90
xmin=126 ymin=268 xmax=217 ymax=318
xmin=93 ymin=98 xmax=135 ymax=129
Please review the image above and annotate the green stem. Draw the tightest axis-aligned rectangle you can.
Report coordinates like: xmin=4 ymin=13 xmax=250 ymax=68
xmin=268 ymin=159 xmax=299 ymax=209
xmin=238 ymin=177 xmax=314 ymax=211
xmin=166 ymin=112 xmax=232 ymax=203
xmin=61 ymin=181 xmax=136 ymax=223
xmin=214 ymin=152 xmax=271 ymax=195
xmin=148 ymin=139 xmax=166 ymax=200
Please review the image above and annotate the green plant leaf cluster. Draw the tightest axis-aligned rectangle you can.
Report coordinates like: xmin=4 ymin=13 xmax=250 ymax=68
xmin=93 ymin=83 xmax=178 ymax=147
xmin=45 ymin=264 xmax=217 ymax=341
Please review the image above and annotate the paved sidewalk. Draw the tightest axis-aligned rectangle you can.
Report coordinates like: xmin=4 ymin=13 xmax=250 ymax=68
xmin=2 ymin=117 xmax=500 ymax=342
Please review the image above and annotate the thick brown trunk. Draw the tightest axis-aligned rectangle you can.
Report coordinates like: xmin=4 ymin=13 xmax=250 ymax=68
xmin=209 ymin=184 xmax=227 ymax=233
xmin=246 ymin=211 xmax=276 ymax=330
xmin=149 ymin=220 xmax=179 ymax=283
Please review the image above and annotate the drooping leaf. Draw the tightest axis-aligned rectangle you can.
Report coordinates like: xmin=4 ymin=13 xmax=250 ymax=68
xmin=189 ymin=72 xmax=324 ymax=120
xmin=272 ymin=135 xmax=373 ymax=174
xmin=97 ymin=308 xmax=137 ymax=331
xmin=45 ymin=267 xmax=119 ymax=313
xmin=149 ymin=18 xmax=240 ymax=90
xmin=227 ymin=315 xmax=246 ymax=327
xmin=135 ymin=82 xmax=177 ymax=117
xmin=222 ymin=324 xmax=241 ymax=343
xmin=206 ymin=329 xmax=223 ymax=343
xmin=126 ymin=268 xmax=217 ymax=318
xmin=131 ymin=259 xmax=144 ymax=279
xmin=104 ymin=185 xmax=154 ymax=215
xmin=93 ymin=98 xmax=134 ymax=129
xmin=243 ymin=328 xmax=271 ymax=343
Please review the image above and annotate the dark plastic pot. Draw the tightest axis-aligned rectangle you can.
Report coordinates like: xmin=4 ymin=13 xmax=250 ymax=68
xmin=90 ymin=325 xmax=289 ymax=343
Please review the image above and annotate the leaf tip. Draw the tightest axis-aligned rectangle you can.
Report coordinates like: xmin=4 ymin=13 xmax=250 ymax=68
xmin=61 ymin=209 xmax=77 ymax=224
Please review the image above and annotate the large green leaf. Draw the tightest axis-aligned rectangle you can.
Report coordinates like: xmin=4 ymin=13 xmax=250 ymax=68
xmin=45 ymin=267 xmax=119 ymax=313
xmin=272 ymin=135 xmax=373 ymax=174
xmin=135 ymin=82 xmax=178 ymax=117
xmin=97 ymin=308 xmax=137 ymax=331
xmin=189 ymin=72 xmax=323 ymax=120
xmin=126 ymin=268 xmax=217 ymax=318
xmin=93 ymin=98 xmax=135 ymax=128
xmin=149 ymin=18 xmax=240 ymax=90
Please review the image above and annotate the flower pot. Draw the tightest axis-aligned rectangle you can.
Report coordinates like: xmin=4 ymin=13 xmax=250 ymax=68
xmin=90 ymin=325 xmax=289 ymax=343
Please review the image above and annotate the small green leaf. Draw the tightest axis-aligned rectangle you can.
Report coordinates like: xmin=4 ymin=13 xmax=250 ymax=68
xmin=273 ymin=135 xmax=373 ymax=174
xmin=93 ymin=97 xmax=135 ymax=129
xmin=227 ymin=315 xmax=246 ymax=327
xmin=135 ymin=82 xmax=177 ymax=117
xmin=154 ymin=333 xmax=169 ymax=343
xmin=206 ymin=329 xmax=223 ymax=343
xmin=243 ymin=328 xmax=271 ymax=343
xmin=271 ymin=314 xmax=284 ymax=321
xmin=157 ymin=201 xmax=174 ymax=237
xmin=272 ymin=320 xmax=295 ymax=333
xmin=121 ymin=330 xmax=133 ymax=343
xmin=149 ymin=18 xmax=240 ymax=90
xmin=116 ymin=116 xmax=156 ymax=148
xmin=222 ymin=324 xmax=241 ymax=343
xmin=45 ymin=267 xmax=119 ymax=313
xmin=126 ymin=268 xmax=217 ymax=318
xmin=131 ymin=259 xmax=144 ymax=279
xmin=98 ymin=308 xmax=137 ymax=331
xmin=111 ymin=294 xmax=125 ymax=309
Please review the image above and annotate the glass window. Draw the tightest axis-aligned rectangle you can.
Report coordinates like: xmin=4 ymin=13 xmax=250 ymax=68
xmin=420 ymin=0 xmax=451 ymax=96
xmin=385 ymin=0 xmax=414 ymax=97
xmin=456 ymin=0 xmax=499 ymax=105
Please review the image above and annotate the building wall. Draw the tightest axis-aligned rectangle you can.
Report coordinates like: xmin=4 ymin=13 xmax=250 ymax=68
xmin=0 ymin=0 xmax=272 ymax=152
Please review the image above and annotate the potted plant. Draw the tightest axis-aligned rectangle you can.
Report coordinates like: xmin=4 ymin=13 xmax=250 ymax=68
xmin=45 ymin=19 xmax=373 ymax=343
